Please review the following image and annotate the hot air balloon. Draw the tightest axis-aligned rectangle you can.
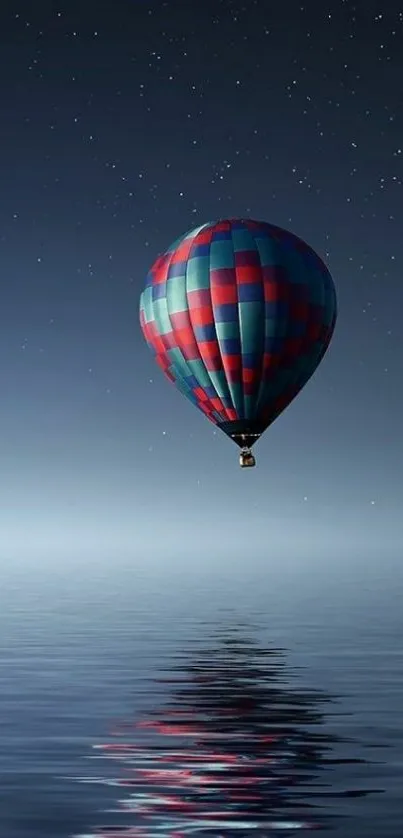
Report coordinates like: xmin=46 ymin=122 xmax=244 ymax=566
xmin=139 ymin=219 xmax=337 ymax=468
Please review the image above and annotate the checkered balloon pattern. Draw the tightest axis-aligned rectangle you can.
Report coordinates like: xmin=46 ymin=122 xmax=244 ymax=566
xmin=139 ymin=218 xmax=337 ymax=445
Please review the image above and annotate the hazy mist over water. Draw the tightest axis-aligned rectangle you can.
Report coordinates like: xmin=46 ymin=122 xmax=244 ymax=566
xmin=0 ymin=557 xmax=402 ymax=836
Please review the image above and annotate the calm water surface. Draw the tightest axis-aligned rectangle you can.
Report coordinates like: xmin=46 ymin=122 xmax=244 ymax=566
xmin=0 ymin=559 xmax=402 ymax=836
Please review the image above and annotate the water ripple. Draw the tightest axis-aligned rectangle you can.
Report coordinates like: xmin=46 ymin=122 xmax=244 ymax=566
xmin=75 ymin=625 xmax=382 ymax=836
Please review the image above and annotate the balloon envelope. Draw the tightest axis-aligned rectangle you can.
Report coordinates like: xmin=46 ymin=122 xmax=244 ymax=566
xmin=139 ymin=219 xmax=337 ymax=450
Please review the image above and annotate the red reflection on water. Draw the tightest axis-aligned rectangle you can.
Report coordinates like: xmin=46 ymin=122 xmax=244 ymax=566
xmin=76 ymin=630 xmax=374 ymax=837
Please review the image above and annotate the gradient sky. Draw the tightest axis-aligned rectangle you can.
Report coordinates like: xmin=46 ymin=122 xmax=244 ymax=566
xmin=1 ymin=0 xmax=402 ymax=565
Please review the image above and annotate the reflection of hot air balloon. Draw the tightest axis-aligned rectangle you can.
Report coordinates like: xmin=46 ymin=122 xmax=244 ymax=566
xmin=76 ymin=627 xmax=379 ymax=837
xmin=139 ymin=219 xmax=337 ymax=467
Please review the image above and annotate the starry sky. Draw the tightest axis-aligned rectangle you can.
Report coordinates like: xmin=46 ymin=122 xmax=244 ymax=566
xmin=1 ymin=0 xmax=402 ymax=567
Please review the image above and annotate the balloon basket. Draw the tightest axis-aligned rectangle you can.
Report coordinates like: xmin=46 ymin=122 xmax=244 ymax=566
xmin=239 ymin=448 xmax=256 ymax=468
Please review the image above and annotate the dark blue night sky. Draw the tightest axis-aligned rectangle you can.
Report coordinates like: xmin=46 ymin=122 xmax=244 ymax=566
xmin=1 ymin=0 xmax=402 ymax=566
